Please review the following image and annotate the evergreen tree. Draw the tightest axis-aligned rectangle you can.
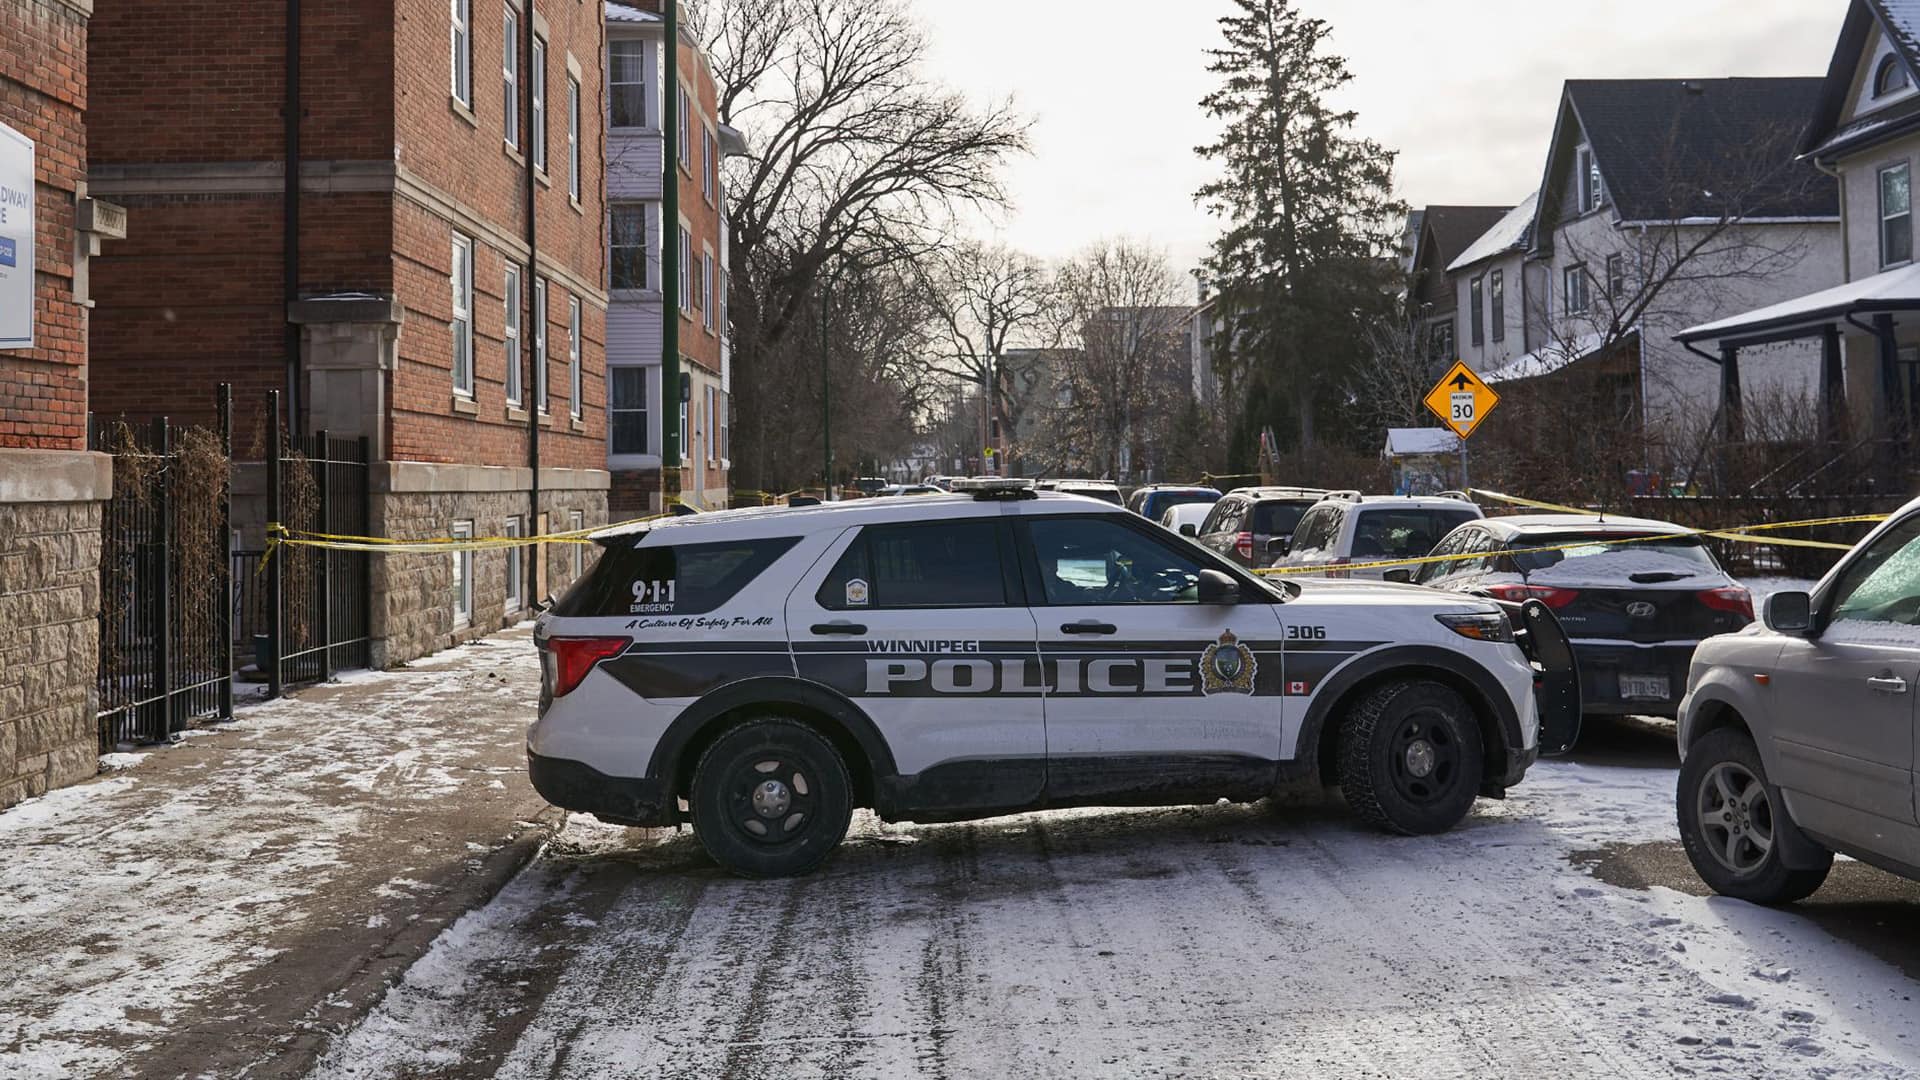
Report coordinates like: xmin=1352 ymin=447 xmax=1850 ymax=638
xmin=1197 ymin=0 xmax=1404 ymax=458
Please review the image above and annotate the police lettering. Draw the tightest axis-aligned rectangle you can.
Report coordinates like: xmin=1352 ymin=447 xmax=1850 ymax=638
xmin=863 ymin=657 xmax=1206 ymax=696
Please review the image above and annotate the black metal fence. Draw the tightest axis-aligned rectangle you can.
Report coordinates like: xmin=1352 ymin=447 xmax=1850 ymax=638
xmin=263 ymin=389 xmax=373 ymax=694
xmin=92 ymin=387 xmax=235 ymax=750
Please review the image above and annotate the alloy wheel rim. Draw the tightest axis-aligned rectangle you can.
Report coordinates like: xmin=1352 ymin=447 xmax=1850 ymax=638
xmin=1696 ymin=761 xmax=1774 ymax=875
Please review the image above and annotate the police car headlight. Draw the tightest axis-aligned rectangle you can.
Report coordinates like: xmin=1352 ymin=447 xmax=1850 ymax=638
xmin=1435 ymin=612 xmax=1514 ymax=643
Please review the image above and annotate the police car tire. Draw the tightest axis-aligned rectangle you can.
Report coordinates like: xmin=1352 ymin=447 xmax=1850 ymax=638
xmin=1336 ymin=679 xmax=1483 ymax=835
xmin=689 ymin=717 xmax=854 ymax=879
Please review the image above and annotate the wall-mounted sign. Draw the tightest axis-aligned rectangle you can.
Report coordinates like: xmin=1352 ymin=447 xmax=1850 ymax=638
xmin=0 ymin=120 xmax=34 ymax=350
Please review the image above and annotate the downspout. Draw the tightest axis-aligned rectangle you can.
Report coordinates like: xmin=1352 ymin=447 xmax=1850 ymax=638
xmin=1811 ymin=157 xmax=1850 ymax=284
xmin=661 ymin=2 xmax=681 ymax=488
xmin=524 ymin=0 xmax=540 ymax=600
xmin=284 ymin=0 xmax=302 ymax=433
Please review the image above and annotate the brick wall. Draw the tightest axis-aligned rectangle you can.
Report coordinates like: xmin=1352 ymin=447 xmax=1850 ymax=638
xmin=1 ymin=0 xmax=90 ymax=451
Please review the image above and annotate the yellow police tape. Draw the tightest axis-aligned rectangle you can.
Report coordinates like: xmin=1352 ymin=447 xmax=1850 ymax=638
xmin=1467 ymin=488 xmax=1875 ymax=551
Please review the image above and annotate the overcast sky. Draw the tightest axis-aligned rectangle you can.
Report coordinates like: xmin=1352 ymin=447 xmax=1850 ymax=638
xmin=918 ymin=0 xmax=1845 ymax=278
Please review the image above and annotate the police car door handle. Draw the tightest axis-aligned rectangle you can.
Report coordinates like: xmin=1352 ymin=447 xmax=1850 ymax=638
xmin=1061 ymin=620 xmax=1117 ymax=635
xmin=810 ymin=621 xmax=867 ymax=636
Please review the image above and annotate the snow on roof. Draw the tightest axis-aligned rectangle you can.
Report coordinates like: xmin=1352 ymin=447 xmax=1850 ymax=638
xmin=605 ymin=2 xmax=662 ymax=23
xmin=1487 ymin=513 xmax=1690 ymax=535
xmin=1482 ymin=328 xmax=1625 ymax=384
xmin=1446 ymin=193 xmax=1539 ymax=273
xmin=1879 ymin=0 xmax=1920 ymax=60
xmin=1677 ymin=260 xmax=1920 ymax=342
xmin=1384 ymin=428 xmax=1461 ymax=456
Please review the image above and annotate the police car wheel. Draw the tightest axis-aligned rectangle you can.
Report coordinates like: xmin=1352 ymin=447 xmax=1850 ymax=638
xmin=689 ymin=718 xmax=854 ymax=878
xmin=1336 ymin=680 xmax=1484 ymax=835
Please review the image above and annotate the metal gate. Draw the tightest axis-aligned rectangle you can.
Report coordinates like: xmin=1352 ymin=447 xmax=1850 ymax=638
xmin=93 ymin=387 xmax=235 ymax=749
xmin=264 ymin=389 xmax=372 ymax=694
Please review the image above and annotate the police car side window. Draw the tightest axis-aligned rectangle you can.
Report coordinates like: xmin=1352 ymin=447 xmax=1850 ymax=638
xmin=818 ymin=522 xmax=1007 ymax=610
xmin=1028 ymin=518 xmax=1208 ymax=605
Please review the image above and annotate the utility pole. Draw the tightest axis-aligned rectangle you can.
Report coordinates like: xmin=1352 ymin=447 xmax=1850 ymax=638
xmin=820 ymin=268 xmax=834 ymax=498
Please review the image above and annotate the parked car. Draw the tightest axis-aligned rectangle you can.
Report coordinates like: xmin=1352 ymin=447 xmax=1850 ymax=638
xmin=1676 ymin=496 xmax=1920 ymax=904
xmin=851 ymin=477 xmax=889 ymax=496
xmin=1052 ymin=480 xmax=1125 ymax=506
xmin=1411 ymin=514 xmax=1752 ymax=718
xmin=1127 ymin=484 xmax=1222 ymax=523
xmin=1160 ymin=501 xmax=1216 ymax=538
xmin=1271 ymin=492 xmax=1483 ymax=579
xmin=1194 ymin=486 xmax=1328 ymax=568
xmin=876 ymin=484 xmax=942 ymax=496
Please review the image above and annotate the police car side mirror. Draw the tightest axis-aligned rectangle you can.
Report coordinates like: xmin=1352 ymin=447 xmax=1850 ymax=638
xmin=1197 ymin=569 xmax=1238 ymax=605
xmin=1179 ymin=523 xmax=1198 ymax=537
xmin=1383 ymin=568 xmax=1413 ymax=584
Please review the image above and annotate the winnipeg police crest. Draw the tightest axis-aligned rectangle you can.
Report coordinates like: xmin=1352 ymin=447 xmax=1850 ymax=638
xmin=1199 ymin=629 xmax=1256 ymax=694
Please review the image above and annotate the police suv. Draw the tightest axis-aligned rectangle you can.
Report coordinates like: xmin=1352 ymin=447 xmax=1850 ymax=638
xmin=531 ymin=481 xmax=1579 ymax=877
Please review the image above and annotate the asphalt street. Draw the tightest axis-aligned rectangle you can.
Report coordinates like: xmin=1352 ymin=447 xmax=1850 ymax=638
xmin=308 ymin=715 xmax=1920 ymax=1080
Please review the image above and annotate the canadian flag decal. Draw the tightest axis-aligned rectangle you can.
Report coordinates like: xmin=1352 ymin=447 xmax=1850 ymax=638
xmin=1288 ymin=680 xmax=1309 ymax=695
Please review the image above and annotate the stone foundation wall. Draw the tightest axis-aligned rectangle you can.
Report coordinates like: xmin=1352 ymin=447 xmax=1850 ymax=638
xmin=0 ymin=450 xmax=111 ymax=810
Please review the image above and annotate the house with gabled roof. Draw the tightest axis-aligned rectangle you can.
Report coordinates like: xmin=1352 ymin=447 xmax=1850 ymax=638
xmin=1470 ymin=78 xmax=1841 ymax=456
xmin=1446 ymin=193 xmax=1539 ymax=375
xmin=1679 ymin=0 xmax=1920 ymax=487
xmin=1402 ymin=205 xmax=1511 ymax=369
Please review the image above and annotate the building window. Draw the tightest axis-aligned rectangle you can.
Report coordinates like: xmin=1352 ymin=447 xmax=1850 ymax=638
xmin=1882 ymin=162 xmax=1912 ymax=267
xmin=531 ymin=38 xmax=547 ymax=172
xmin=1877 ymin=55 xmax=1912 ymax=99
xmin=450 ymin=0 xmax=472 ymax=106
xmin=678 ymin=226 xmax=691 ymax=308
xmin=1606 ymin=253 xmax=1626 ymax=300
xmin=1429 ymin=320 xmax=1454 ymax=363
xmin=704 ymin=385 xmax=716 ymax=461
xmin=1468 ymin=276 xmax=1484 ymax=347
xmin=1564 ymin=265 xmax=1591 ymax=314
xmin=610 ymin=204 xmax=648 ymax=289
xmin=567 ymin=75 xmax=581 ymax=202
xmin=1577 ymin=146 xmax=1601 ymax=213
xmin=452 ymin=521 xmax=474 ymax=627
xmin=534 ymin=276 xmax=549 ymax=412
xmin=703 ymin=126 xmax=716 ymax=203
xmin=717 ymin=390 xmax=728 ymax=460
xmin=451 ymin=233 xmax=474 ymax=396
xmin=702 ymin=252 xmax=714 ymax=330
xmin=505 ymin=517 xmax=523 ymax=613
xmin=720 ymin=268 xmax=730 ymax=341
xmin=677 ymin=84 xmax=691 ymax=171
xmin=570 ymin=510 xmax=585 ymax=579
xmin=1489 ymin=269 xmax=1504 ymax=343
xmin=679 ymin=377 xmax=690 ymax=463
xmin=501 ymin=6 xmax=518 ymax=147
xmin=610 ymin=366 xmax=651 ymax=454
xmin=609 ymin=39 xmax=646 ymax=127
xmin=504 ymin=265 xmax=522 ymax=404
xmin=568 ymin=295 xmax=583 ymax=419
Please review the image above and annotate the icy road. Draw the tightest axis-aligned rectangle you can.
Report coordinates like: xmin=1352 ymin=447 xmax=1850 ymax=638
xmin=310 ymin=721 xmax=1920 ymax=1080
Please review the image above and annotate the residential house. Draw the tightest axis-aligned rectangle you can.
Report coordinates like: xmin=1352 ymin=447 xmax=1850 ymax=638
xmin=604 ymin=0 xmax=742 ymax=516
xmin=0 ymin=0 xmax=122 ymax=808
xmin=1471 ymin=79 xmax=1841 ymax=448
xmin=1403 ymin=205 xmax=1511 ymax=367
xmin=1679 ymin=0 xmax=1920 ymax=483
xmin=86 ymin=0 xmax=610 ymax=664
xmin=1446 ymin=193 xmax=1539 ymax=374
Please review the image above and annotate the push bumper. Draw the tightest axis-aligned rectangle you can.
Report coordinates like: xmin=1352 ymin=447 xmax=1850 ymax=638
xmin=527 ymin=750 xmax=674 ymax=827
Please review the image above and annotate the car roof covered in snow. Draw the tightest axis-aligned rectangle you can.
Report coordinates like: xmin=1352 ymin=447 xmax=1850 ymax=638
xmin=1479 ymin=513 xmax=1693 ymax=537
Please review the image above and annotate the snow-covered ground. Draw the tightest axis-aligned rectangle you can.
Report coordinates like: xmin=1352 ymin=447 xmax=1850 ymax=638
xmin=310 ymin=756 xmax=1920 ymax=1079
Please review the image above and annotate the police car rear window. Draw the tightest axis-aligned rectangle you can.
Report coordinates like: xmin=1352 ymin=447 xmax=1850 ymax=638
xmin=817 ymin=522 xmax=1008 ymax=609
xmin=552 ymin=537 xmax=800 ymax=618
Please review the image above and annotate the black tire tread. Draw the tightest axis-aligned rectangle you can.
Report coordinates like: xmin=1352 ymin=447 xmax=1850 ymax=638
xmin=690 ymin=716 xmax=853 ymax=879
xmin=1336 ymin=679 xmax=1482 ymax=835
xmin=1676 ymin=727 xmax=1832 ymax=905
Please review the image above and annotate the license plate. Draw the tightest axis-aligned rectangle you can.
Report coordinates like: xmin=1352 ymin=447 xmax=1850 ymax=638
xmin=1618 ymin=674 xmax=1670 ymax=701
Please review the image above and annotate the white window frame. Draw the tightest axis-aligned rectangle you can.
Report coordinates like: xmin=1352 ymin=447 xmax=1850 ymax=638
xmin=451 ymin=233 xmax=474 ymax=396
xmin=704 ymin=385 xmax=717 ymax=462
xmin=1882 ymin=162 xmax=1913 ymax=269
xmin=503 ymin=264 xmax=522 ymax=405
xmin=702 ymin=126 xmax=715 ymax=203
xmin=531 ymin=37 xmax=547 ymax=173
xmin=678 ymin=226 xmax=691 ymax=308
xmin=501 ymin=5 xmax=518 ymax=147
xmin=1488 ymin=269 xmax=1504 ymax=344
xmin=569 ymin=510 xmax=585 ymax=579
xmin=1605 ymin=253 xmax=1626 ymax=300
xmin=1576 ymin=145 xmax=1600 ymax=213
xmin=450 ymin=0 xmax=472 ymax=106
xmin=716 ymin=389 xmax=728 ymax=462
xmin=568 ymin=295 xmax=583 ymax=419
xmin=679 ymin=388 xmax=690 ymax=464
xmin=1468 ymin=276 xmax=1484 ymax=347
xmin=534 ymin=275 xmax=549 ymax=412
xmin=567 ymin=75 xmax=581 ymax=202
xmin=1564 ymin=264 xmax=1590 ymax=315
xmin=452 ymin=521 xmax=475 ymax=627
xmin=677 ymin=83 xmax=691 ymax=170
xmin=702 ymin=251 xmax=714 ymax=330
xmin=609 ymin=38 xmax=646 ymax=128
xmin=608 ymin=364 xmax=654 ymax=457
xmin=611 ymin=203 xmax=648 ymax=289
xmin=504 ymin=517 xmax=523 ymax=612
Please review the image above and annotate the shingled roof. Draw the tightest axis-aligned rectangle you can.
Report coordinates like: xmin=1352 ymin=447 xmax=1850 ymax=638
xmin=1421 ymin=206 xmax=1512 ymax=267
xmin=1802 ymin=0 xmax=1920 ymax=160
xmin=1570 ymin=79 xmax=1836 ymax=224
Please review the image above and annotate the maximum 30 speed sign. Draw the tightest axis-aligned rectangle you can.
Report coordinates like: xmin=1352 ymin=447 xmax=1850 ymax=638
xmin=1424 ymin=361 xmax=1500 ymax=439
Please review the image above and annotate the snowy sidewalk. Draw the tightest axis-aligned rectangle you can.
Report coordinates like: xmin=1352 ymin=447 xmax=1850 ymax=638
xmin=0 ymin=627 xmax=557 ymax=1080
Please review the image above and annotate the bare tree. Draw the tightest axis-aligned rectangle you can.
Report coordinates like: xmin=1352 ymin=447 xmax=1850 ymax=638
xmin=1033 ymin=240 xmax=1193 ymax=481
xmin=1348 ymin=315 xmax=1445 ymax=435
xmin=922 ymin=242 xmax=1056 ymax=474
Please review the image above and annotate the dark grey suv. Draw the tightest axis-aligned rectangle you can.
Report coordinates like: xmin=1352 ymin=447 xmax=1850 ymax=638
xmin=1194 ymin=487 xmax=1327 ymax=568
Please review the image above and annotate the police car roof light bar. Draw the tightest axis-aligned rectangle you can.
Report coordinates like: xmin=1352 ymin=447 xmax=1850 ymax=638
xmin=952 ymin=477 xmax=1038 ymax=500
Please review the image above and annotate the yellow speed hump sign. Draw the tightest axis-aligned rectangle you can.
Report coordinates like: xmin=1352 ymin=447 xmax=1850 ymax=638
xmin=1423 ymin=361 xmax=1500 ymax=439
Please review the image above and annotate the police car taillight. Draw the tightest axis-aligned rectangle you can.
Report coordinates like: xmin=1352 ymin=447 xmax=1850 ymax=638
xmin=545 ymin=636 xmax=630 ymax=698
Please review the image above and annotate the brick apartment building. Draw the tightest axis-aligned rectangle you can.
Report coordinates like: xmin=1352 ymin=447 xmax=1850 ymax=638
xmin=85 ymin=0 xmax=611 ymax=664
xmin=605 ymin=0 xmax=736 ymax=516
xmin=0 ymin=0 xmax=121 ymax=808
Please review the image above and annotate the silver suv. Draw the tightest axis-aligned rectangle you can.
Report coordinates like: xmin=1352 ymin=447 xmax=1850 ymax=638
xmin=1676 ymin=497 xmax=1920 ymax=904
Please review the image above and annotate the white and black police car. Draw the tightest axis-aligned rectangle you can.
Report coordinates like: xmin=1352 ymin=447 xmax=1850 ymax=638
xmin=531 ymin=480 xmax=1580 ymax=877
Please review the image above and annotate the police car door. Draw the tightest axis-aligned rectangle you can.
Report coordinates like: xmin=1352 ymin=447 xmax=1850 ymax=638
xmin=785 ymin=517 xmax=1048 ymax=817
xmin=1018 ymin=513 xmax=1286 ymax=800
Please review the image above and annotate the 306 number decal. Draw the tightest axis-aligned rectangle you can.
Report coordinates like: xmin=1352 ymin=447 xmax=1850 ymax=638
xmin=1285 ymin=625 xmax=1327 ymax=640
